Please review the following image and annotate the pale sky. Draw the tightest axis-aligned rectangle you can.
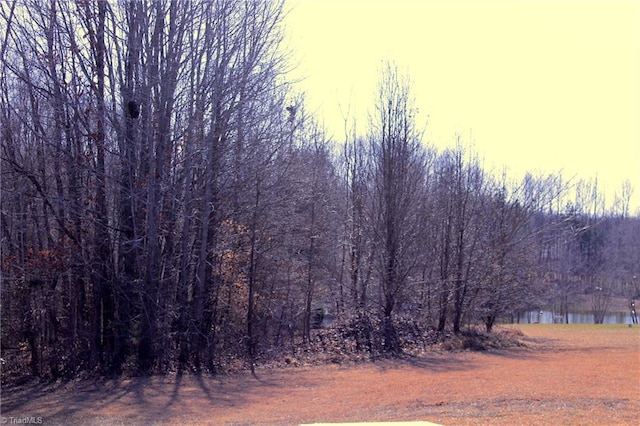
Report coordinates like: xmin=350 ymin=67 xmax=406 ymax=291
xmin=284 ymin=0 xmax=640 ymax=214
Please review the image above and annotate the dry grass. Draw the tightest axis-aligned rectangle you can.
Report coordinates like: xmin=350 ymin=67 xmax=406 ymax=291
xmin=2 ymin=324 xmax=639 ymax=425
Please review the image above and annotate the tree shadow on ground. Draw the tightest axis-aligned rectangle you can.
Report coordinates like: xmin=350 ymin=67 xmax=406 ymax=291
xmin=0 ymin=368 xmax=327 ymax=425
xmin=1 ymin=374 xmax=239 ymax=421
xmin=372 ymin=343 xmax=545 ymax=374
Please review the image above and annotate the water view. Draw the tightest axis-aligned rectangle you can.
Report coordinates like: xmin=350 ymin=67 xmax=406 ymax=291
xmin=517 ymin=310 xmax=634 ymax=325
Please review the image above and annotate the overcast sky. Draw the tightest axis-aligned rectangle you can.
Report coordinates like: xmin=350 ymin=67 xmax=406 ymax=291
xmin=284 ymin=0 xmax=640 ymax=214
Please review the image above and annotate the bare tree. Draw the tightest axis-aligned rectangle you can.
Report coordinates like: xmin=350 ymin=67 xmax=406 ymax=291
xmin=341 ymin=134 xmax=373 ymax=313
xmin=477 ymin=173 xmax=540 ymax=331
xmin=369 ymin=63 xmax=426 ymax=351
xmin=1 ymin=0 xmax=293 ymax=377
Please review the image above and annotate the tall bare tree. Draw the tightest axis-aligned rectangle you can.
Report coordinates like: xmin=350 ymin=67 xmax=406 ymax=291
xmin=369 ymin=63 xmax=425 ymax=351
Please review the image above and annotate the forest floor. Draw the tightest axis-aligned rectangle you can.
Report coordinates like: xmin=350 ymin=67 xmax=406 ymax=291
xmin=1 ymin=324 xmax=639 ymax=425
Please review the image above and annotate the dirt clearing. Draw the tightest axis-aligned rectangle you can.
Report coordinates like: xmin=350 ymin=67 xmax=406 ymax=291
xmin=2 ymin=324 xmax=639 ymax=425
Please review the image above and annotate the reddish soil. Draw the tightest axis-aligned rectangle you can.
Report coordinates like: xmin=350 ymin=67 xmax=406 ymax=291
xmin=2 ymin=324 xmax=639 ymax=425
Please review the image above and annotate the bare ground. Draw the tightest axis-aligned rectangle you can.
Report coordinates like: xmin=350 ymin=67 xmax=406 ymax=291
xmin=1 ymin=324 xmax=639 ymax=425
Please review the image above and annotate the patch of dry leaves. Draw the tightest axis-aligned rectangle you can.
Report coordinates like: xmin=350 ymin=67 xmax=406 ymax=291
xmin=2 ymin=324 xmax=638 ymax=425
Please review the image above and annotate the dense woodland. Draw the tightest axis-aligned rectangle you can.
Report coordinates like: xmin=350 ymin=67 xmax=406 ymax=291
xmin=1 ymin=0 xmax=639 ymax=380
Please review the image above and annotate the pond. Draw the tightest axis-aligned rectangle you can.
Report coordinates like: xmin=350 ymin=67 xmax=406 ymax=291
xmin=517 ymin=310 xmax=634 ymax=325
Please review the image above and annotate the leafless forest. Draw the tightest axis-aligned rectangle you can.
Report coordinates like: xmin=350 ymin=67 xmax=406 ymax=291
xmin=1 ymin=0 xmax=638 ymax=381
